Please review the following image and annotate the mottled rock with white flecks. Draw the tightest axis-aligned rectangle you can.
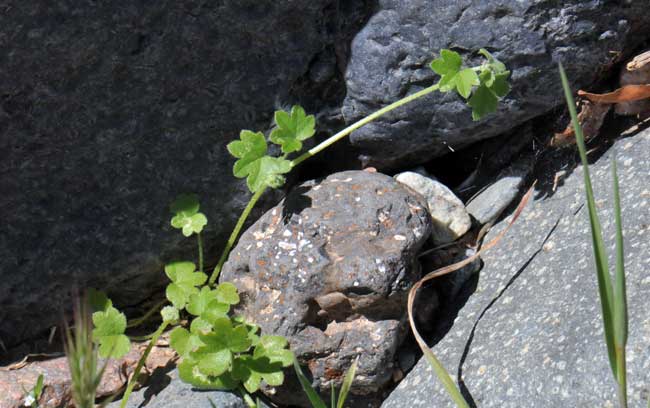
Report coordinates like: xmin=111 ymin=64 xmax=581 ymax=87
xmin=221 ymin=170 xmax=432 ymax=407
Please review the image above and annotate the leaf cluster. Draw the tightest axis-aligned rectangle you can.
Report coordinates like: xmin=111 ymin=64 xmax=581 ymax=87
xmin=227 ymin=106 xmax=316 ymax=193
xmin=169 ymin=285 xmax=293 ymax=394
xmin=430 ymin=48 xmax=510 ymax=120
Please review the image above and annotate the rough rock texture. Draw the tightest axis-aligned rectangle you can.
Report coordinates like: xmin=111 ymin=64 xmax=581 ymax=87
xmin=107 ymin=369 xmax=258 ymax=408
xmin=221 ymin=170 xmax=432 ymax=406
xmin=395 ymin=171 xmax=471 ymax=244
xmin=382 ymin=129 xmax=650 ymax=407
xmin=343 ymin=0 xmax=650 ymax=168
xmin=466 ymin=157 xmax=533 ymax=224
xmin=0 ymin=1 xmax=372 ymax=348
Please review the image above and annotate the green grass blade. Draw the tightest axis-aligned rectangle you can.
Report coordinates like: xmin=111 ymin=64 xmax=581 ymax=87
xmin=422 ymin=349 xmax=470 ymax=408
xmin=331 ymin=382 xmax=336 ymax=408
xmin=336 ymin=358 xmax=358 ymax=408
xmin=559 ymin=64 xmax=618 ymax=378
xmin=293 ymin=360 xmax=327 ymax=408
xmin=611 ymin=155 xmax=628 ymax=348
xmin=612 ymin=154 xmax=628 ymax=408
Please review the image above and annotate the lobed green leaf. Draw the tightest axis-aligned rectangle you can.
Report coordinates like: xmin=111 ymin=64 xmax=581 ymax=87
xmin=270 ymin=105 xmax=316 ymax=154
xmin=92 ymin=306 xmax=130 ymax=359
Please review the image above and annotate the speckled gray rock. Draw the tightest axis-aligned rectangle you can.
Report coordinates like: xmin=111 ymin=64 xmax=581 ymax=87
xmin=382 ymin=130 xmax=650 ymax=407
xmin=221 ymin=170 xmax=432 ymax=406
xmin=0 ymin=1 xmax=372 ymax=348
xmin=343 ymin=0 xmax=650 ymax=168
xmin=465 ymin=157 xmax=532 ymax=225
xmin=107 ymin=369 xmax=260 ymax=408
xmin=395 ymin=171 xmax=471 ymax=244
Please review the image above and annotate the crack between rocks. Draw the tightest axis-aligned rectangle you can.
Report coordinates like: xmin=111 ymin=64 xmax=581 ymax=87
xmin=455 ymin=214 xmax=562 ymax=407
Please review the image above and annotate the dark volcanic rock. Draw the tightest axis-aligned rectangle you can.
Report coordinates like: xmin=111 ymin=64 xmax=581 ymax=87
xmin=221 ymin=170 xmax=432 ymax=406
xmin=343 ymin=0 xmax=650 ymax=168
xmin=382 ymin=129 xmax=650 ymax=407
xmin=0 ymin=1 xmax=372 ymax=348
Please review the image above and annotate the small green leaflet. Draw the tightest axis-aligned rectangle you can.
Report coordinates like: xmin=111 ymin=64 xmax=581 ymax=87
xmin=269 ymin=105 xmax=316 ymax=154
xmin=178 ymin=358 xmax=239 ymax=390
xmin=170 ymin=194 xmax=208 ymax=237
xmin=227 ymin=130 xmax=292 ymax=193
xmin=215 ymin=282 xmax=240 ymax=305
xmin=161 ymin=305 xmax=179 ymax=323
xmin=165 ymin=261 xmax=208 ymax=309
xmin=186 ymin=286 xmax=230 ymax=319
xmin=430 ymin=48 xmax=510 ymax=120
xmin=92 ymin=304 xmax=130 ymax=359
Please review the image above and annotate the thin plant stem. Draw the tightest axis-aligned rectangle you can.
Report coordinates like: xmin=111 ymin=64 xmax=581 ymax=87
xmin=126 ymin=299 xmax=167 ymax=329
xmin=209 ymin=187 xmax=266 ymax=285
xmin=616 ymin=346 xmax=627 ymax=408
xmin=208 ymin=83 xmax=441 ymax=286
xmin=238 ymin=385 xmax=256 ymax=408
xmin=120 ymin=321 xmax=168 ymax=408
xmin=197 ymin=232 xmax=204 ymax=273
xmin=291 ymin=83 xmax=440 ymax=167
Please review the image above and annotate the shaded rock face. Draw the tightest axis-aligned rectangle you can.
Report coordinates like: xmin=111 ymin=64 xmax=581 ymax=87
xmin=0 ymin=1 xmax=373 ymax=347
xmin=221 ymin=170 xmax=432 ymax=406
xmin=343 ymin=0 xmax=650 ymax=168
xmin=381 ymin=130 xmax=650 ymax=407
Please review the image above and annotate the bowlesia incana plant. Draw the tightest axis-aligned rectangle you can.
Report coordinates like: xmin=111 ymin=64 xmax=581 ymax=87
xmin=81 ymin=49 xmax=510 ymax=408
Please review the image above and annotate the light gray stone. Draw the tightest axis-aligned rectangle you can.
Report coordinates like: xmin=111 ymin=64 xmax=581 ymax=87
xmin=395 ymin=171 xmax=471 ymax=244
xmin=107 ymin=369 xmax=258 ymax=408
xmin=381 ymin=129 xmax=650 ymax=407
xmin=465 ymin=158 xmax=531 ymax=225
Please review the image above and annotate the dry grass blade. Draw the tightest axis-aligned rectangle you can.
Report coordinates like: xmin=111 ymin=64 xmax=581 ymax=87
xmin=407 ymin=183 xmax=535 ymax=407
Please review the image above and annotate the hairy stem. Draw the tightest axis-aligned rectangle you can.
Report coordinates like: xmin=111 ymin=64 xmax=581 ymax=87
xmin=120 ymin=321 xmax=168 ymax=408
xmin=209 ymin=187 xmax=266 ymax=285
xmin=197 ymin=232 xmax=204 ymax=273
xmin=126 ymin=299 xmax=167 ymax=329
xmin=238 ymin=386 xmax=256 ymax=408
xmin=291 ymin=83 xmax=440 ymax=167
xmin=209 ymin=82 xmax=441 ymax=286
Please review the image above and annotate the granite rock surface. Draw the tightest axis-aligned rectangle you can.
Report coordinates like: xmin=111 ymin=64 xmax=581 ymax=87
xmin=381 ymin=129 xmax=650 ymax=407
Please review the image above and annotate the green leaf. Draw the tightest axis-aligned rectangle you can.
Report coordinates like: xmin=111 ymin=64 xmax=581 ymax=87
xmin=171 ymin=212 xmax=208 ymax=237
xmin=293 ymin=359 xmax=327 ymax=408
xmin=170 ymin=327 xmax=203 ymax=358
xmin=170 ymin=194 xmax=200 ymax=217
xmin=227 ymin=130 xmax=292 ymax=192
xmin=337 ymin=358 xmax=358 ymax=408
xmin=269 ymin=105 xmax=316 ymax=154
xmin=478 ymin=48 xmax=507 ymax=73
xmin=187 ymin=286 xmax=219 ymax=316
xmin=190 ymin=317 xmax=214 ymax=335
xmin=245 ymin=156 xmax=292 ymax=193
xmin=161 ymin=306 xmax=179 ymax=323
xmin=178 ymin=358 xmax=238 ymax=390
xmin=33 ymin=373 xmax=44 ymax=398
xmin=165 ymin=261 xmax=207 ymax=309
xmin=468 ymin=84 xmax=499 ymax=121
xmin=197 ymin=348 xmax=232 ymax=377
xmin=254 ymin=335 xmax=293 ymax=367
xmin=92 ymin=306 xmax=130 ymax=359
xmin=455 ymin=68 xmax=480 ymax=99
xmin=215 ymin=282 xmax=240 ymax=305
xmin=87 ymin=288 xmax=112 ymax=313
xmin=489 ymin=72 xmax=510 ymax=97
xmin=232 ymin=355 xmax=285 ymax=393
xmin=430 ymin=49 xmax=462 ymax=77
